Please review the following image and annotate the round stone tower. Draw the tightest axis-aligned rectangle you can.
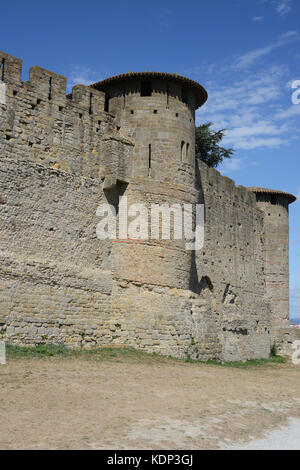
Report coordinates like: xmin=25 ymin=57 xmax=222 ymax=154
xmin=92 ymin=72 xmax=207 ymax=186
xmin=90 ymin=73 xmax=209 ymax=358
xmin=92 ymin=72 xmax=208 ymax=292
xmin=247 ymin=187 xmax=296 ymax=333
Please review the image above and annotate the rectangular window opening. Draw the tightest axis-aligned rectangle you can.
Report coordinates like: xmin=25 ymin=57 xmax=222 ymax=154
xmin=48 ymin=77 xmax=52 ymax=101
xmin=104 ymin=95 xmax=110 ymax=112
xmin=89 ymin=92 xmax=93 ymax=115
xmin=186 ymin=143 xmax=190 ymax=161
xmin=141 ymin=81 xmax=152 ymax=97
xmin=148 ymin=144 xmax=152 ymax=175
xmin=182 ymin=88 xmax=188 ymax=104
xmin=181 ymin=141 xmax=185 ymax=161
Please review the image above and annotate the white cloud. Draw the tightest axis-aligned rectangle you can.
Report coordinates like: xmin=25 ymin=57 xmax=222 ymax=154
xmin=281 ymin=30 xmax=298 ymax=38
xmin=196 ymin=67 xmax=294 ymax=150
xmin=221 ymin=121 xmax=289 ymax=149
xmin=67 ymin=66 xmax=102 ymax=91
xmin=191 ymin=33 xmax=300 ymax=153
xmin=224 ymin=136 xmax=288 ymax=150
xmin=200 ymin=69 xmax=283 ymax=116
xmin=233 ymin=31 xmax=299 ymax=69
xmin=276 ymin=0 xmax=292 ymax=16
xmin=252 ymin=16 xmax=264 ymax=22
xmin=276 ymin=105 xmax=300 ymax=119
xmin=224 ymin=122 xmax=288 ymax=138
xmin=221 ymin=158 xmax=242 ymax=172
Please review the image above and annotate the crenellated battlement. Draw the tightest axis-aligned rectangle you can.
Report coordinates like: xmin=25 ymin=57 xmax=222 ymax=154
xmin=0 ymin=51 xmax=106 ymax=113
xmin=0 ymin=51 xmax=133 ymax=179
xmin=0 ymin=51 xmax=22 ymax=83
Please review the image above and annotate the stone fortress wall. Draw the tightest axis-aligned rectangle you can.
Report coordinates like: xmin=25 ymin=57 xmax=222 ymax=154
xmin=0 ymin=51 xmax=297 ymax=361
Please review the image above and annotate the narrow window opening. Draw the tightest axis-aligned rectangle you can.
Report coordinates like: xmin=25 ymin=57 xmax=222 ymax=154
xmin=153 ymin=109 xmax=157 ymax=114
xmin=28 ymin=141 xmax=33 ymax=147
xmin=186 ymin=143 xmax=190 ymax=161
xmin=59 ymin=106 xmax=63 ymax=112
xmin=89 ymin=92 xmax=93 ymax=115
xmin=31 ymin=104 xmax=36 ymax=110
xmin=175 ymin=112 xmax=178 ymax=117
xmin=141 ymin=81 xmax=152 ymax=97
xmin=48 ymin=77 xmax=52 ymax=101
xmin=130 ymin=109 xmax=134 ymax=114
xmin=182 ymin=88 xmax=188 ymax=104
xmin=181 ymin=141 xmax=185 ymax=161
xmin=13 ymin=90 xmax=18 ymax=96
xmin=148 ymin=144 xmax=151 ymax=175
xmin=79 ymin=113 xmax=83 ymax=119
xmin=1 ymin=59 xmax=5 ymax=81
xmin=37 ymin=98 xmax=41 ymax=104
xmin=104 ymin=95 xmax=110 ymax=112
xmin=98 ymin=120 xmax=102 ymax=126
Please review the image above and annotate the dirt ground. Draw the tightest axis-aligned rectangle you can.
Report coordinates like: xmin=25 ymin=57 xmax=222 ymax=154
xmin=0 ymin=353 xmax=300 ymax=450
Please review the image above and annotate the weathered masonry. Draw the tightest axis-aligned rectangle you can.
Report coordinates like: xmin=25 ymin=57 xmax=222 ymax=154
xmin=0 ymin=51 xmax=298 ymax=361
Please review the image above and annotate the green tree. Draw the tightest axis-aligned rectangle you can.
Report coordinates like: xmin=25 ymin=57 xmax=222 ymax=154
xmin=195 ymin=122 xmax=234 ymax=168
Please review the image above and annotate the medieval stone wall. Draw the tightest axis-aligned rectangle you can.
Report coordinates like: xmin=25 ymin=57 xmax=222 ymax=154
xmin=0 ymin=51 xmax=283 ymax=361
xmin=0 ymin=50 xmax=133 ymax=179
xmin=0 ymin=157 xmax=114 ymax=347
xmin=196 ymin=162 xmax=273 ymax=360
xmin=0 ymin=51 xmax=118 ymax=347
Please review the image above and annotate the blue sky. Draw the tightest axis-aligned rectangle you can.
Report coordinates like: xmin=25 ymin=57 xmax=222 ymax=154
xmin=1 ymin=0 xmax=299 ymax=317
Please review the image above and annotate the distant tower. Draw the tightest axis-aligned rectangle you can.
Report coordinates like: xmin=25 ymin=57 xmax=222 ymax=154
xmin=247 ymin=187 xmax=296 ymax=334
xmin=92 ymin=72 xmax=207 ymax=185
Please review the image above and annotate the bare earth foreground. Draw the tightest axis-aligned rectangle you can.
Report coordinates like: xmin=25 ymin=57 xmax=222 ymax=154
xmin=0 ymin=349 xmax=300 ymax=450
